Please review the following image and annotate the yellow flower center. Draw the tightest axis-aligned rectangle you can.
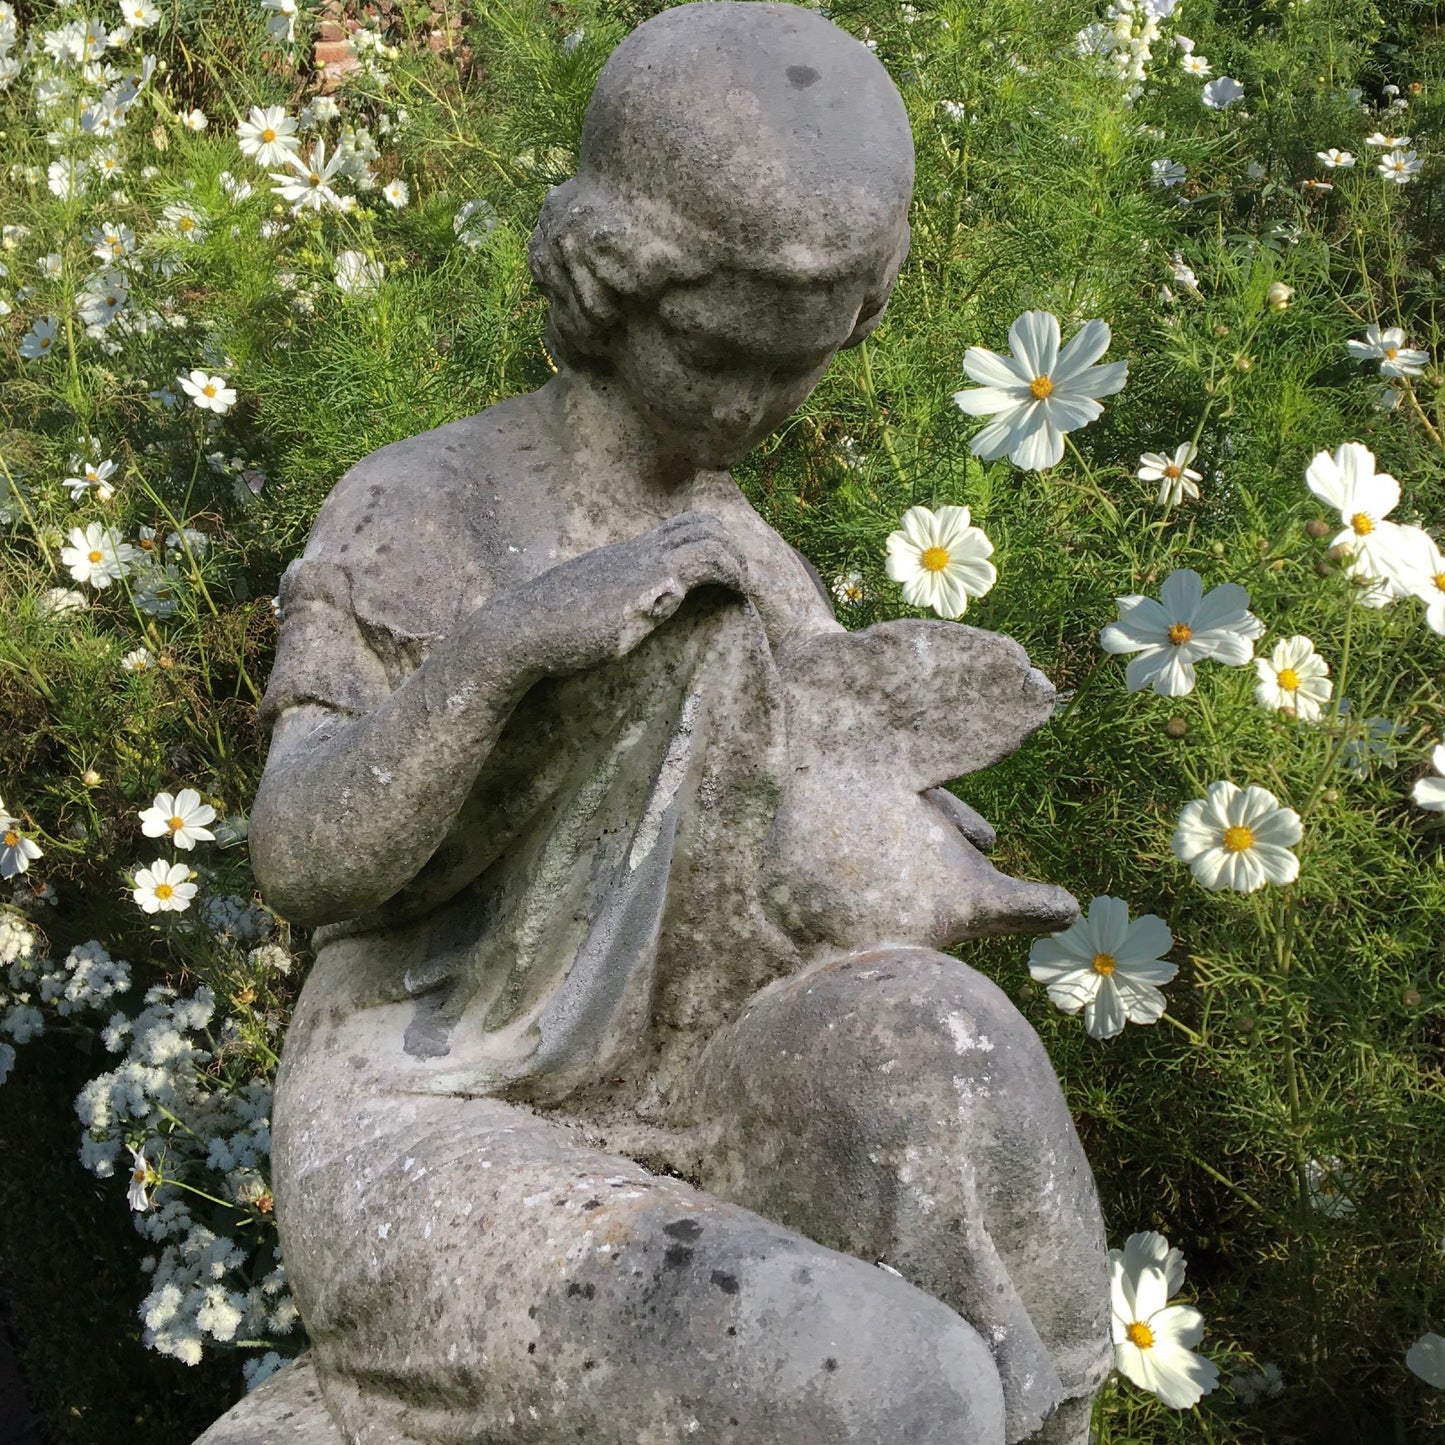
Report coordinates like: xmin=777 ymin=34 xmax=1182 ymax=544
xmin=178 ymin=217 xmax=194 ymax=232
xmin=1434 ymin=572 xmax=1445 ymax=594
xmin=261 ymin=127 xmax=276 ymax=142
xmin=1277 ymin=667 xmax=1300 ymax=691
xmin=1385 ymin=347 xmax=1398 ymax=360
xmin=920 ymin=545 xmax=951 ymax=573
xmin=1168 ymin=623 xmax=1193 ymax=645
xmin=1126 ymin=1321 xmax=1155 ymax=1349
xmin=1091 ymin=952 xmax=1117 ymax=976
xmin=153 ymin=882 xmax=173 ymax=900
xmin=3 ymin=830 xmax=18 ymax=848
xmin=39 ymin=336 xmax=52 ymax=349
xmin=132 ymin=1165 xmax=146 ymax=1184
xmin=1164 ymin=463 xmax=1181 ymax=479
xmin=1349 ymin=512 xmax=1374 ymax=536
xmin=307 ymin=171 xmax=321 ymax=185
xmin=1222 ymin=824 xmax=1255 ymax=853
xmin=1029 ymin=374 xmax=1053 ymax=400
xmin=202 ymin=383 xmax=216 ymax=397
xmin=168 ymin=815 xmax=186 ymax=832
xmin=88 ymin=549 xmax=103 ymax=563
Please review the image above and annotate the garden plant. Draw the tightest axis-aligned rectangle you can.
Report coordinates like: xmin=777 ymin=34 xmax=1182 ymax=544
xmin=1 ymin=0 xmax=1443 ymax=1438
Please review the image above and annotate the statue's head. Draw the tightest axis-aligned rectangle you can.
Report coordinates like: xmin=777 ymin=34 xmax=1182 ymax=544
xmin=528 ymin=0 xmax=915 ymax=468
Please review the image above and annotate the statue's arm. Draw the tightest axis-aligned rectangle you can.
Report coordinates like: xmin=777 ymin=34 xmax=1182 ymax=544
xmin=250 ymin=511 xmax=749 ymax=928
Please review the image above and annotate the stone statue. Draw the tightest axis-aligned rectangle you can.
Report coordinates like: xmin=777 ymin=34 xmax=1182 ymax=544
xmin=196 ymin=4 xmax=1111 ymax=1442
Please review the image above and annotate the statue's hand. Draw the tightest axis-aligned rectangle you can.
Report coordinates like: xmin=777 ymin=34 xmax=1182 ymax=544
xmin=508 ymin=511 xmax=751 ymax=671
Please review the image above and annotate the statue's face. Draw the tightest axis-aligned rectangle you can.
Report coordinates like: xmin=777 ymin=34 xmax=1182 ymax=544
xmin=610 ymin=266 xmax=889 ymax=469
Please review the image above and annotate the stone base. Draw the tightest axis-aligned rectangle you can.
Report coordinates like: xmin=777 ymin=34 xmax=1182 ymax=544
xmin=193 ymin=1355 xmax=343 ymax=1445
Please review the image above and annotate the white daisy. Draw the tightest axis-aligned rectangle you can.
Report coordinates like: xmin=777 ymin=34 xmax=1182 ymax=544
xmin=1304 ymin=442 xmax=1417 ymax=600
xmin=1172 ymin=781 xmax=1302 ymax=893
xmin=138 ymin=788 xmax=216 ymax=850
xmin=60 ymin=522 xmax=138 ymax=587
xmin=1180 ymin=54 xmax=1210 ymax=76
xmin=121 ymin=647 xmax=155 ymax=672
xmin=236 ymin=105 xmax=300 ymax=168
xmin=1411 ymin=743 xmax=1445 ymax=812
xmin=1317 ymin=148 xmax=1355 ymax=168
xmin=884 ymin=504 xmax=997 ymax=619
xmin=181 ymin=107 xmax=207 ymax=131
xmin=177 ymin=368 xmax=236 ymax=414
xmin=1345 ymin=324 xmax=1429 ymax=377
xmin=132 ymin=859 xmax=197 ymax=913
xmin=1407 ymin=1334 xmax=1445 ymax=1390
xmin=18 ymin=316 xmax=59 ymax=360
xmin=1253 ymin=636 xmax=1332 ymax=722
xmin=1027 ymin=895 xmax=1177 ymax=1040
xmin=1111 ymin=1260 xmax=1219 ymax=1409
xmin=1137 ymin=443 xmax=1202 ymax=507
xmin=952 ymin=311 xmax=1128 ymax=472
xmin=0 ymin=816 xmax=42 ymax=878
xmin=382 ymin=177 xmax=409 ymax=208
xmin=1099 ymin=569 xmax=1264 ymax=696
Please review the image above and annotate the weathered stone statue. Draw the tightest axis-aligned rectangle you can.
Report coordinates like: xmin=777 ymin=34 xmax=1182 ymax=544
xmin=197 ymin=4 xmax=1111 ymax=1441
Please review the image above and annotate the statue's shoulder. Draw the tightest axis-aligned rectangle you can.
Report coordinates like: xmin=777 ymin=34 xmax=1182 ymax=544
xmin=299 ymin=394 xmax=545 ymax=639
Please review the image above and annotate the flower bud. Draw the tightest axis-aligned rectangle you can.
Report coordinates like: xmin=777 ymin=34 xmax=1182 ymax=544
xmin=1266 ymin=281 xmax=1294 ymax=311
xmin=1305 ymin=518 xmax=1331 ymax=540
xmin=1165 ymin=717 xmax=1188 ymax=739
xmin=1402 ymin=987 xmax=1422 ymax=1008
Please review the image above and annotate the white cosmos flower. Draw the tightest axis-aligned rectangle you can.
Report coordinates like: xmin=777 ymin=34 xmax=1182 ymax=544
xmin=1027 ymin=895 xmax=1176 ymax=1040
xmin=1304 ymin=442 xmax=1416 ymax=600
xmin=1201 ymin=76 xmax=1243 ymax=108
xmin=1099 ymin=569 xmax=1264 ymax=696
xmin=1412 ymin=743 xmax=1445 ymax=812
xmin=382 ymin=177 xmax=409 ymax=208
xmin=1407 ymin=1334 xmax=1445 ymax=1389
xmin=132 ymin=859 xmax=197 ymax=914
xmin=237 ymin=105 xmax=300 ymax=168
xmin=952 ymin=311 xmax=1128 ymax=472
xmin=122 ymin=0 xmax=160 ymax=26
xmin=128 ymin=1144 xmax=154 ymax=1211
xmin=1254 ymin=636 xmax=1332 ymax=722
xmin=1137 ymin=443 xmax=1202 ymax=507
xmin=831 ymin=570 xmax=867 ymax=606
xmin=1345 ymin=324 xmax=1429 ymax=377
xmin=0 ymin=815 xmax=42 ymax=878
xmin=19 ymin=316 xmax=59 ymax=360
xmin=138 ymin=788 xmax=216 ymax=850
xmin=121 ymin=647 xmax=155 ymax=672
xmin=1151 ymin=158 xmax=1186 ymax=187
xmin=161 ymin=202 xmax=208 ymax=242
xmin=1111 ymin=1259 xmax=1219 ymax=1409
xmin=63 ymin=456 xmax=118 ymax=502
xmin=1110 ymin=1231 xmax=1187 ymax=1301
xmin=181 ymin=107 xmax=207 ymax=131
xmin=1401 ymin=528 xmax=1445 ymax=632
xmin=1305 ymin=1155 xmax=1355 ymax=1217
xmin=1365 ymin=132 xmax=1410 ymax=147
xmin=1317 ymin=148 xmax=1355 ymax=168
xmin=61 ymin=522 xmax=138 ymax=587
xmin=269 ymin=138 xmax=348 ymax=214
xmin=178 ymin=369 xmax=236 ymax=413
xmin=1172 ymin=781 xmax=1302 ymax=892
xmin=1379 ymin=148 xmax=1423 ymax=184
xmin=1180 ymin=54 xmax=1210 ymax=76
xmin=884 ymin=504 xmax=996 ymax=619
xmin=334 ymin=249 xmax=384 ymax=295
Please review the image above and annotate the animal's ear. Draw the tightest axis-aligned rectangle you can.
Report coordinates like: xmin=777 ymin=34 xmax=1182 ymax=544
xmin=779 ymin=619 xmax=1056 ymax=791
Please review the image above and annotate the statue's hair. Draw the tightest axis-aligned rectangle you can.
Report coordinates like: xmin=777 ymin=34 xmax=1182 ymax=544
xmin=528 ymin=175 xmax=908 ymax=372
